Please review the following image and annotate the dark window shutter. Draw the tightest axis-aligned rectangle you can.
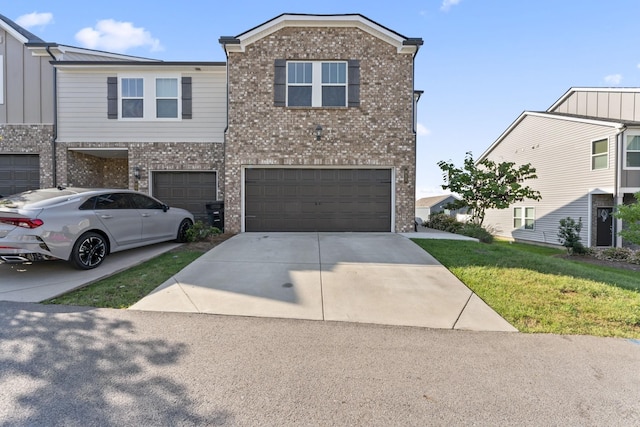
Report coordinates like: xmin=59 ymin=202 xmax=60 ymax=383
xmin=107 ymin=77 xmax=118 ymax=119
xmin=274 ymin=59 xmax=286 ymax=106
xmin=182 ymin=77 xmax=192 ymax=119
xmin=348 ymin=60 xmax=360 ymax=107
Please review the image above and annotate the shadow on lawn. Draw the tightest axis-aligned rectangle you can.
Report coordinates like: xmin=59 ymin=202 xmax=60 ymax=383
xmin=0 ymin=302 xmax=230 ymax=426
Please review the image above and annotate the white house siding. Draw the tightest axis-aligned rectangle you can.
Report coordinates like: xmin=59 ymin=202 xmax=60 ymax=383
xmin=551 ymin=90 xmax=640 ymax=122
xmin=56 ymin=67 xmax=227 ymax=143
xmin=482 ymin=114 xmax=618 ymax=246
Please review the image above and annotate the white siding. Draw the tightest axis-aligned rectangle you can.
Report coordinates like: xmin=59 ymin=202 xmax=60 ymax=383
xmin=483 ymin=114 xmax=617 ymax=246
xmin=56 ymin=68 xmax=227 ymax=142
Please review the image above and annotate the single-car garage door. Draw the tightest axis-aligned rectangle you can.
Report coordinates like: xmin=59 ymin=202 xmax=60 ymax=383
xmin=152 ymin=171 xmax=217 ymax=222
xmin=245 ymin=168 xmax=391 ymax=232
xmin=0 ymin=155 xmax=40 ymax=197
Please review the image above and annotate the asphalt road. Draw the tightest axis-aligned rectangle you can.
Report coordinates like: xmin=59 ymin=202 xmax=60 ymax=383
xmin=0 ymin=301 xmax=638 ymax=426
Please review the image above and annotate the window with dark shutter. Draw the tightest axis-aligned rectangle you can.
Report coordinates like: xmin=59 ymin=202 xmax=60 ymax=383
xmin=182 ymin=77 xmax=192 ymax=119
xmin=348 ymin=60 xmax=360 ymax=107
xmin=274 ymin=59 xmax=286 ymax=106
xmin=107 ymin=77 xmax=118 ymax=119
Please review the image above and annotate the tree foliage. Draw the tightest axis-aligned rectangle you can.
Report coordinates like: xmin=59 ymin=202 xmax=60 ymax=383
xmin=437 ymin=152 xmax=541 ymax=225
xmin=614 ymin=192 xmax=640 ymax=246
xmin=557 ymin=217 xmax=586 ymax=255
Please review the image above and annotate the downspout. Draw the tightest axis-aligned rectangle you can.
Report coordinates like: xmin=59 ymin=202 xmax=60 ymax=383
xmin=45 ymin=46 xmax=58 ymax=187
xmin=614 ymin=126 xmax=626 ymax=247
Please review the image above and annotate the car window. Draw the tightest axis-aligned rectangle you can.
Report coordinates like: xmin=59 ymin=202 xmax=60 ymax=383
xmin=79 ymin=196 xmax=97 ymax=210
xmin=95 ymin=193 xmax=133 ymax=210
xmin=130 ymin=194 xmax=164 ymax=210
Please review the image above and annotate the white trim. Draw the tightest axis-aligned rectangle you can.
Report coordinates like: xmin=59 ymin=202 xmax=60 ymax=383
xmin=286 ymin=61 xmax=348 ymax=107
xmin=513 ymin=206 xmax=535 ymax=231
xmin=0 ymin=54 xmax=3 ymax=105
xmin=226 ymin=14 xmax=416 ymax=55
xmin=240 ymin=165 xmax=395 ymax=232
xmin=623 ymin=130 xmax=640 ymax=170
xmin=548 ymin=87 xmax=640 ymax=112
xmin=0 ymin=22 xmax=29 ymax=44
xmin=118 ymin=73 xmax=182 ymax=121
xmin=590 ymin=137 xmax=609 ymax=171
xmin=478 ymin=111 xmax=625 ymax=162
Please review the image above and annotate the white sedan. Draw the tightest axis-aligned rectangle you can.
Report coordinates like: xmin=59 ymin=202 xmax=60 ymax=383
xmin=0 ymin=188 xmax=194 ymax=269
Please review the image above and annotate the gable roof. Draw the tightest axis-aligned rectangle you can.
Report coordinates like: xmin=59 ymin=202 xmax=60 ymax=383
xmin=220 ymin=13 xmax=423 ymax=55
xmin=416 ymin=194 xmax=458 ymax=208
xmin=0 ymin=13 xmax=45 ymax=44
xmin=548 ymin=87 xmax=640 ymax=112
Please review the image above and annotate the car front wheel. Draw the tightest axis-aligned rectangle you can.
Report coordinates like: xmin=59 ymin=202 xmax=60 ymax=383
xmin=176 ymin=219 xmax=193 ymax=243
xmin=70 ymin=232 xmax=107 ymax=270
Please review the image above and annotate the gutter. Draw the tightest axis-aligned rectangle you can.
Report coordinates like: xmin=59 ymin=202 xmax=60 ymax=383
xmin=45 ymin=46 xmax=58 ymax=187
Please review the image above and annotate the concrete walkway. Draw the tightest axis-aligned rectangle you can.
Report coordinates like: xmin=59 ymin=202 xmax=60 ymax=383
xmin=131 ymin=233 xmax=516 ymax=332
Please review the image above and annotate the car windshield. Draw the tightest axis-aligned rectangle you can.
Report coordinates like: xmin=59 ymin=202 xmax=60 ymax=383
xmin=0 ymin=188 xmax=85 ymax=209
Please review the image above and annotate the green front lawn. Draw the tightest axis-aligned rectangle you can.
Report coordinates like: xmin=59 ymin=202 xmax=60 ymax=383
xmin=413 ymin=239 xmax=640 ymax=338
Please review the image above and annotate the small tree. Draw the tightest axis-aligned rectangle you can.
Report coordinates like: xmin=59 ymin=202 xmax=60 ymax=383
xmin=437 ymin=152 xmax=541 ymax=225
xmin=613 ymin=191 xmax=640 ymax=246
xmin=557 ymin=217 xmax=586 ymax=255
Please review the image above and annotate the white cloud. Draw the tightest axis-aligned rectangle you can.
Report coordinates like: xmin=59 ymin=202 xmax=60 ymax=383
xmin=604 ymin=74 xmax=622 ymax=85
xmin=75 ymin=19 xmax=163 ymax=53
xmin=417 ymin=123 xmax=431 ymax=136
xmin=441 ymin=0 xmax=461 ymax=12
xmin=16 ymin=12 xmax=53 ymax=29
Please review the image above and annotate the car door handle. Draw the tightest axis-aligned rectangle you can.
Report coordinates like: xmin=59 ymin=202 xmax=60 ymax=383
xmin=141 ymin=213 xmax=151 ymax=217
xmin=100 ymin=214 xmax=113 ymax=219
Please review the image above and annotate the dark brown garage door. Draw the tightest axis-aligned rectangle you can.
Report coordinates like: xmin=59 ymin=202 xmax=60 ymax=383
xmin=245 ymin=168 xmax=391 ymax=232
xmin=0 ymin=155 xmax=40 ymax=197
xmin=152 ymin=171 xmax=217 ymax=222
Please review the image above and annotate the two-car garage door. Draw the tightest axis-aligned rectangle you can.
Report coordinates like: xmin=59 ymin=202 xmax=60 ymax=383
xmin=245 ymin=168 xmax=391 ymax=232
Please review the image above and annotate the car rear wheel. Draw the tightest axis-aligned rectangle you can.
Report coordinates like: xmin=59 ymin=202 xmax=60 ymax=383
xmin=70 ymin=232 xmax=107 ymax=270
xmin=176 ymin=219 xmax=193 ymax=243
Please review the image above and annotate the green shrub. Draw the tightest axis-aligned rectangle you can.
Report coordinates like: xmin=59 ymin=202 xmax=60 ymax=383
xmin=185 ymin=221 xmax=221 ymax=242
xmin=459 ymin=223 xmax=494 ymax=243
xmin=426 ymin=213 xmax=462 ymax=233
xmin=557 ymin=217 xmax=586 ymax=255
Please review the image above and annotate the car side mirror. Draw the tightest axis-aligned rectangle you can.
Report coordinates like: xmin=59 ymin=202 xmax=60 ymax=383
xmin=162 ymin=204 xmax=169 ymax=212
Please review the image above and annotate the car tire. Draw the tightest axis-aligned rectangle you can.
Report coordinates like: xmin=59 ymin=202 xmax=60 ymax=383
xmin=70 ymin=231 xmax=108 ymax=270
xmin=176 ymin=219 xmax=193 ymax=243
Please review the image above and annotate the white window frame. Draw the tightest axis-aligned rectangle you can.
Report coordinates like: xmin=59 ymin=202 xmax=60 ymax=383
xmin=286 ymin=61 xmax=348 ymax=107
xmin=624 ymin=131 xmax=640 ymax=170
xmin=591 ymin=138 xmax=608 ymax=170
xmin=118 ymin=73 xmax=181 ymax=121
xmin=513 ymin=207 xmax=535 ymax=230
xmin=155 ymin=77 xmax=179 ymax=119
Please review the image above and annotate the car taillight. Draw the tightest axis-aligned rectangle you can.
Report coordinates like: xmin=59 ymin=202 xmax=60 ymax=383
xmin=0 ymin=218 xmax=44 ymax=228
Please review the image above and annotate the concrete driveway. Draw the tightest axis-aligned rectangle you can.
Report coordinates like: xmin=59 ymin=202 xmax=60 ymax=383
xmin=131 ymin=233 xmax=516 ymax=332
xmin=0 ymin=242 xmax=180 ymax=302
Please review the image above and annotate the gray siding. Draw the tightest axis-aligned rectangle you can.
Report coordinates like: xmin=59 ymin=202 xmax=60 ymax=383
xmin=551 ymin=90 xmax=640 ymax=122
xmin=56 ymin=68 xmax=227 ymax=142
xmin=483 ymin=114 xmax=618 ymax=246
xmin=0 ymin=28 xmax=54 ymax=124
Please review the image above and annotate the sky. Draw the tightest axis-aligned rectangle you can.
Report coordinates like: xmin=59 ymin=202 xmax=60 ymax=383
xmin=4 ymin=0 xmax=640 ymax=199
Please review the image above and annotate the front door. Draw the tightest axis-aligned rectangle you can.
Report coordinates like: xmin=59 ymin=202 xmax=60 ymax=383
xmin=596 ymin=207 xmax=613 ymax=246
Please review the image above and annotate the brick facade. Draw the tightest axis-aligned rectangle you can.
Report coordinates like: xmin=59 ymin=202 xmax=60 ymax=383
xmin=0 ymin=124 xmax=55 ymax=187
xmin=225 ymin=26 xmax=417 ymax=233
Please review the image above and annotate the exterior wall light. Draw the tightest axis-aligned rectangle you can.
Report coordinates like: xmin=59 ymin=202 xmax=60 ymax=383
xmin=315 ymin=124 xmax=323 ymax=141
xmin=134 ymin=165 xmax=141 ymax=180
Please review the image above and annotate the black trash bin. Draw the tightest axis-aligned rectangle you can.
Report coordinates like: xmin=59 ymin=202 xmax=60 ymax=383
xmin=205 ymin=201 xmax=224 ymax=232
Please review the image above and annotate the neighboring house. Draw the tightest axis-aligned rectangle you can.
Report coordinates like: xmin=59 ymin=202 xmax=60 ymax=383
xmin=415 ymin=194 xmax=466 ymax=221
xmin=2 ymin=13 xmax=422 ymax=232
xmin=479 ymin=87 xmax=640 ymax=248
xmin=220 ymin=14 xmax=422 ymax=233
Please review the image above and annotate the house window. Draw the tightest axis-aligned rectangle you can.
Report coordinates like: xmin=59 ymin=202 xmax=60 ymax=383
xmin=121 ymin=78 xmax=143 ymax=118
xmin=156 ymin=78 xmax=178 ymax=118
xmin=591 ymin=138 xmax=608 ymax=170
xmin=287 ymin=61 xmax=347 ymax=107
xmin=626 ymin=135 xmax=640 ymax=168
xmin=514 ymin=207 xmax=535 ymax=230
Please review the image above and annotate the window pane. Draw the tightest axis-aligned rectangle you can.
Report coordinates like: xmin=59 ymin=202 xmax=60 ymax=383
xmin=524 ymin=219 xmax=535 ymax=230
xmin=288 ymin=86 xmax=312 ymax=106
xmin=288 ymin=63 xmax=312 ymax=84
xmin=322 ymin=62 xmax=346 ymax=84
xmin=592 ymin=154 xmax=607 ymax=169
xmin=131 ymin=194 xmax=163 ymax=209
xmin=122 ymin=99 xmax=143 ymax=118
xmin=513 ymin=207 xmax=522 ymax=217
xmin=627 ymin=136 xmax=640 ymax=150
xmin=513 ymin=218 xmax=522 ymax=228
xmin=122 ymin=78 xmax=143 ymax=97
xmin=156 ymin=78 xmax=177 ymax=97
xmin=525 ymin=207 xmax=535 ymax=218
xmin=157 ymin=99 xmax=178 ymax=118
xmin=592 ymin=139 xmax=608 ymax=155
xmin=322 ymin=86 xmax=346 ymax=107
xmin=627 ymin=152 xmax=640 ymax=167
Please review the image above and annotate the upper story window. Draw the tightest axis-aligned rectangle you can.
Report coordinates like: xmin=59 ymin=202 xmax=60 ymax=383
xmin=108 ymin=74 xmax=191 ymax=121
xmin=591 ymin=138 xmax=608 ymax=170
xmin=626 ymin=135 xmax=640 ymax=169
xmin=286 ymin=61 xmax=348 ymax=107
